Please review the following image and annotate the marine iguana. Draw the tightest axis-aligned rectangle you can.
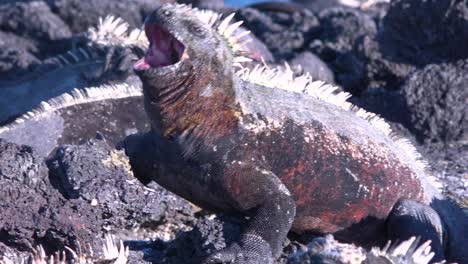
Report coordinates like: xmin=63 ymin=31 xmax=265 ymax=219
xmin=125 ymin=3 xmax=467 ymax=264
xmin=0 ymin=15 xmax=147 ymax=124
xmin=0 ymin=16 xmax=150 ymax=156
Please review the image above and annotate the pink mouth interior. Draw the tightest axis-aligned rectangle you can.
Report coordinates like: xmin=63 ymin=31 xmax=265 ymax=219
xmin=134 ymin=23 xmax=185 ymax=71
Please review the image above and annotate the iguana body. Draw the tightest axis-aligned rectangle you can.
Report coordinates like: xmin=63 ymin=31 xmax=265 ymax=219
xmin=128 ymin=3 xmax=466 ymax=264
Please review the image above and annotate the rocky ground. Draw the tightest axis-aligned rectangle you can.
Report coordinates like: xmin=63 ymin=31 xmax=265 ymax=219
xmin=0 ymin=0 xmax=466 ymax=263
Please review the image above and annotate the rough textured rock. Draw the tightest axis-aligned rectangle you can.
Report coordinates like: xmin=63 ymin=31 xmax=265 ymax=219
xmin=308 ymin=7 xmax=377 ymax=93
xmin=153 ymin=215 xmax=240 ymax=264
xmin=401 ymin=61 xmax=468 ymax=143
xmin=383 ymin=0 xmax=468 ymax=65
xmin=293 ymin=0 xmax=342 ymax=13
xmin=0 ymin=139 xmax=94 ymax=255
xmin=350 ymin=34 xmax=416 ymax=93
xmin=48 ymin=139 xmax=195 ymax=233
xmin=422 ymin=141 xmax=468 ymax=208
xmin=0 ymin=1 xmax=72 ymax=80
xmin=48 ymin=0 xmax=172 ymax=33
xmin=237 ymin=7 xmax=319 ymax=59
xmin=310 ymin=7 xmax=376 ymax=59
xmin=0 ymin=31 xmax=40 ymax=69
xmin=0 ymin=138 xmax=197 ymax=259
xmin=343 ymin=0 xmax=468 ymax=94
xmin=0 ymin=1 xmax=72 ymax=46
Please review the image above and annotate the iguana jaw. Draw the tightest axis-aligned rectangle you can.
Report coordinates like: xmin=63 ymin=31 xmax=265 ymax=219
xmin=133 ymin=22 xmax=188 ymax=74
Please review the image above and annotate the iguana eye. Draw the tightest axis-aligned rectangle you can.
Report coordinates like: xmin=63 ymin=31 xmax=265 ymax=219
xmin=190 ymin=24 xmax=205 ymax=37
xmin=162 ymin=9 xmax=172 ymax=17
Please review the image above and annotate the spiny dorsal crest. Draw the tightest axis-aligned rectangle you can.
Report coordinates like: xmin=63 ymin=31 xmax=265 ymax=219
xmin=90 ymin=5 xmax=252 ymax=63
xmin=165 ymin=3 xmax=253 ymax=63
xmin=0 ymin=83 xmax=142 ymax=134
xmin=88 ymin=16 xmax=148 ymax=47
xmin=0 ymin=235 xmax=128 ymax=264
xmin=370 ymin=236 xmax=448 ymax=264
xmin=308 ymin=235 xmax=446 ymax=264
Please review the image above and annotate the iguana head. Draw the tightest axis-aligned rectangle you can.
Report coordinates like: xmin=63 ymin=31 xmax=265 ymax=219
xmin=133 ymin=4 xmax=248 ymax=139
xmin=133 ymin=4 xmax=237 ymax=95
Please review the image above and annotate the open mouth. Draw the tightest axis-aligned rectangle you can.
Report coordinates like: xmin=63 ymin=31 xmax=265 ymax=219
xmin=134 ymin=23 xmax=186 ymax=71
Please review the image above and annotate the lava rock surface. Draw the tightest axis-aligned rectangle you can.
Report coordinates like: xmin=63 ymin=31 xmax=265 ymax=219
xmin=401 ymin=60 xmax=468 ymax=143
xmin=0 ymin=139 xmax=94 ymax=255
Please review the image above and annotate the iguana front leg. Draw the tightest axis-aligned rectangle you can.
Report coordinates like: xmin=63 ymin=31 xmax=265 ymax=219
xmin=204 ymin=165 xmax=296 ymax=264
xmin=121 ymin=134 xmax=296 ymax=263
xmin=387 ymin=199 xmax=445 ymax=262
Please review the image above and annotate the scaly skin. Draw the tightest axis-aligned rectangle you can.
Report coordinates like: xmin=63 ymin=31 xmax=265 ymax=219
xmin=129 ymin=4 xmax=466 ymax=263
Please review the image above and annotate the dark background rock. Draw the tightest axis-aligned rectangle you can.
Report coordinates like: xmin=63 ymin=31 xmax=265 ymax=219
xmin=348 ymin=34 xmax=416 ymax=93
xmin=237 ymin=6 xmax=319 ymax=60
xmin=0 ymin=1 xmax=72 ymax=80
xmin=309 ymin=7 xmax=376 ymax=61
xmin=383 ymin=0 xmax=468 ymax=65
xmin=401 ymin=61 xmax=468 ymax=143
xmin=47 ymin=0 xmax=172 ymax=33
xmin=308 ymin=7 xmax=377 ymax=94
xmin=0 ymin=1 xmax=72 ymax=48
xmin=293 ymin=0 xmax=342 ymax=13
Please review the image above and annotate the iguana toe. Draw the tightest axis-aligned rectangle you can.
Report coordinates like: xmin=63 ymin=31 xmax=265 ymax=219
xmin=203 ymin=238 xmax=273 ymax=264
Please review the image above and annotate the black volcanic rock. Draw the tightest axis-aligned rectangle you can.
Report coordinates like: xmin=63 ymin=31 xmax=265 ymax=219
xmin=237 ymin=7 xmax=319 ymax=60
xmin=309 ymin=7 xmax=376 ymax=60
xmin=293 ymin=0 xmax=341 ymax=13
xmin=153 ymin=215 xmax=241 ymax=264
xmin=330 ymin=0 xmax=468 ymax=95
xmin=307 ymin=7 xmax=377 ymax=94
xmin=48 ymin=139 xmax=195 ymax=231
xmin=0 ymin=1 xmax=71 ymax=44
xmin=348 ymin=59 xmax=466 ymax=144
xmin=0 ymin=139 xmax=94 ymax=255
xmin=47 ymin=0 xmax=171 ymax=33
xmin=0 ymin=32 xmax=40 ymax=81
xmin=0 ymin=1 xmax=72 ymax=80
xmin=383 ymin=0 xmax=468 ymax=65
xmin=0 ymin=138 xmax=196 ymax=258
xmin=349 ymin=34 xmax=416 ymax=93
xmin=401 ymin=61 xmax=468 ymax=143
